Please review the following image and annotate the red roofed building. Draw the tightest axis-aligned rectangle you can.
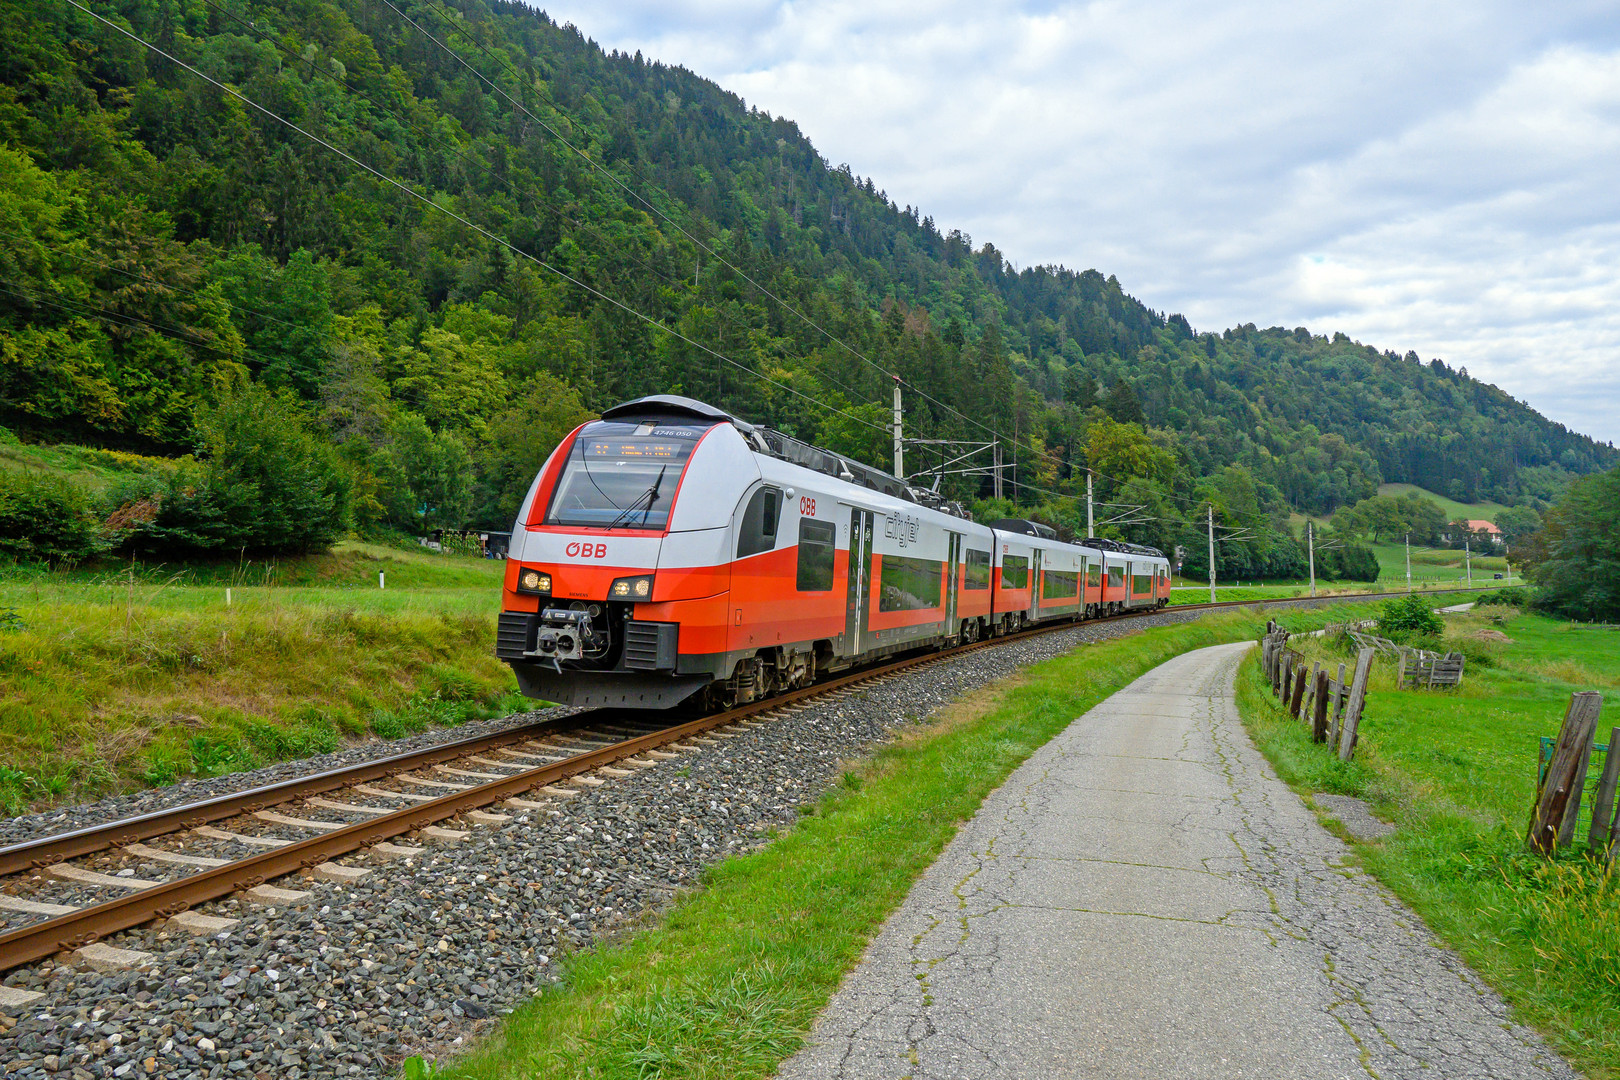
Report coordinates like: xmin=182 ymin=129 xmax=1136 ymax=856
xmin=1444 ymin=519 xmax=1504 ymax=547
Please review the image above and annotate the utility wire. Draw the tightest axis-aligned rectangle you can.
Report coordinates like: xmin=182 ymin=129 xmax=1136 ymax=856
xmin=0 ymin=278 xmax=269 ymax=366
xmin=392 ymin=0 xmax=1037 ymax=461
xmin=190 ymin=0 xmax=887 ymax=414
xmin=0 ymin=226 xmax=313 ymax=339
xmin=63 ymin=0 xmax=891 ymax=438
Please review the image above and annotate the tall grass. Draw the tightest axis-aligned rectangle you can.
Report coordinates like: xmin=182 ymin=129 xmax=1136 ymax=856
xmin=1236 ymin=609 xmax=1620 ymax=1077
xmin=0 ymin=548 xmax=517 ymax=812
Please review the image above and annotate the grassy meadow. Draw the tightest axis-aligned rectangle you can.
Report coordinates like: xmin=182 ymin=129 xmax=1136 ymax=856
xmin=1237 ymin=605 xmax=1620 ymax=1077
xmin=0 ymin=541 xmax=519 ymax=814
xmin=1375 ymin=481 xmax=1511 ymax=524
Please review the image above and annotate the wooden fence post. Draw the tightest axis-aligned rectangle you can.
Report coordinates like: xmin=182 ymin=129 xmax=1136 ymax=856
xmin=1332 ymin=662 xmax=1347 ymax=742
xmin=1337 ymin=648 xmax=1375 ymax=761
xmin=1584 ymin=725 xmax=1619 ymax=852
xmin=1315 ymin=676 xmax=1328 ymax=744
xmin=1289 ymin=665 xmax=1308 ymax=719
xmin=1312 ymin=669 xmax=1330 ymax=743
xmin=1528 ymin=692 xmax=1603 ymax=854
xmin=1279 ymin=652 xmax=1292 ymax=699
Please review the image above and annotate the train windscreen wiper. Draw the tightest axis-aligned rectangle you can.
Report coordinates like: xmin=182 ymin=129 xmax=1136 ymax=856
xmin=604 ymin=465 xmax=668 ymax=530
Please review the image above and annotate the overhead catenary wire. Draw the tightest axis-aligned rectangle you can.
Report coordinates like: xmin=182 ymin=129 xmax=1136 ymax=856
xmin=0 ymin=226 xmax=315 ymax=340
xmin=185 ymin=0 xmax=887 ymax=414
xmin=392 ymin=0 xmax=1051 ymax=466
xmin=61 ymin=0 xmax=891 ymax=440
xmin=0 ymin=277 xmax=288 ymax=373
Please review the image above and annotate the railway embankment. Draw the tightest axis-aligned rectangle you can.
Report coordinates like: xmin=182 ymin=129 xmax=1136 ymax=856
xmin=0 ymin=604 xmax=1350 ymax=1080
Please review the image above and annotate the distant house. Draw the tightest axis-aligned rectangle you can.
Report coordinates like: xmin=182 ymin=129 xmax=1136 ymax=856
xmin=1442 ymin=519 xmax=1504 ymax=548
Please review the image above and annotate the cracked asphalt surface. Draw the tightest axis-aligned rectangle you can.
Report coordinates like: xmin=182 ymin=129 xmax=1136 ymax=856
xmin=776 ymin=642 xmax=1577 ymax=1080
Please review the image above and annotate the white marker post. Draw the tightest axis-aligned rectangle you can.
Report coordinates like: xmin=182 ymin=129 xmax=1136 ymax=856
xmin=379 ymin=572 xmax=385 ymax=590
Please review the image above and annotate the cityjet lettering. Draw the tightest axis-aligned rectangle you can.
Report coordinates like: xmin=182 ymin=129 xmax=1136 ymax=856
xmin=884 ymin=513 xmax=921 ymax=549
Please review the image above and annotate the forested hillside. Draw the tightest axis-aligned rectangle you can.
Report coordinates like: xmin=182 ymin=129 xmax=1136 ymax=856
xmin=0 ymin=0 xmax=1613 ymax=572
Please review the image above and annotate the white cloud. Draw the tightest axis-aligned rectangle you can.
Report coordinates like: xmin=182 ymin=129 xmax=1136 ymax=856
xmin=532 ymin=0 xmax=1620 ymax=444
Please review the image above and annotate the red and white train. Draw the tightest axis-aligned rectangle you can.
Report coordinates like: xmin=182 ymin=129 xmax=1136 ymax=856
xmin=496 ymin=396 xmax=1171 ymax=709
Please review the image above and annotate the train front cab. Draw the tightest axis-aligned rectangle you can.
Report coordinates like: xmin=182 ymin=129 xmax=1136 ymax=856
xmin=498 ymin=400 xmax=766 ymax=709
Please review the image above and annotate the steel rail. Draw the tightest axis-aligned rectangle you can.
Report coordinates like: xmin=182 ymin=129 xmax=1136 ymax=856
xmin=0 ymin=584 xmax=1487 ymax=972
xmin=0 ymin=710 xmax=605 ymax=878
xmin=0 ymin=633 xmax=1030 ymax=971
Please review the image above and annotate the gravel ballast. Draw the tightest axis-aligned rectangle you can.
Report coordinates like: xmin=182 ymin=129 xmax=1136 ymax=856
xmin=0 ymin=607 xmax=1244 ymax=1079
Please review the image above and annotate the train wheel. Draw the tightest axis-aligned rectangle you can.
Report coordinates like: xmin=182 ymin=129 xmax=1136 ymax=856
xmin=961 ymin=619 xmax=979 ymax=644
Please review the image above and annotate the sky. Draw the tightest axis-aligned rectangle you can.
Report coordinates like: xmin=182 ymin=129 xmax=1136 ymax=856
xmin=532 ymin=1 xmax=1620 ymax=445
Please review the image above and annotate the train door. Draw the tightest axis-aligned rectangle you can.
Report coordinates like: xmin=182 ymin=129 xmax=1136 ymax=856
xmin=945 ymin=532 xmax=961 ymax=637
xmin=1029 ymin=548 xmax=1043 ymax=620
xmin=845 ymin=508 xmax=874 ymax=655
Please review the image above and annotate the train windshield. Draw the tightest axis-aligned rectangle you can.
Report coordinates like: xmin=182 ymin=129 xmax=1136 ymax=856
xmin=544 ymin=421 xmax=708 ymax=529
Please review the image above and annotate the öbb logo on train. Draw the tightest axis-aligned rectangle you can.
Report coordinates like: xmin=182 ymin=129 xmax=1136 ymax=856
xmin=564 ymin=542 xmax=609 ymax=559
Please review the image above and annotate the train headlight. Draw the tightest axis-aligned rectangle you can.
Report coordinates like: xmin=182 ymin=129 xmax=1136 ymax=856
xmin=610 ymin=574 xmax=654 ymax=599
xmin=516 ymin=569 xmax=552 ymax=595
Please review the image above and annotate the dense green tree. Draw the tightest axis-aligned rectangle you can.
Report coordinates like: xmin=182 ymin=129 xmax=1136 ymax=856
xmin=0 ymin=0 xmax=1611 ymax=566
xmin=475 ymin=374 xmax=596 ymax=526
xmin=1521 ymin=466 xmax=1620 ymax=622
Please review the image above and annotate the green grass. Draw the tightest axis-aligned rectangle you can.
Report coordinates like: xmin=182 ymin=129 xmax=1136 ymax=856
xmin=1167 ymin=581 xmax=1390 ymax=605
xmin=1236 ymin=608 xmax=1620 ymax=1078
xmin=0 ymin=543 xmax=516 ymax=812
xmin=0 ymin=437 xmax=175 ymax=492
xmin=420 ymin=601 xmax=1391 ymax=1080
xmin=1368 ymin=541 xmax=1511 ymax=587
xmin=1375 ymin=482 xmax=1510 ymax=524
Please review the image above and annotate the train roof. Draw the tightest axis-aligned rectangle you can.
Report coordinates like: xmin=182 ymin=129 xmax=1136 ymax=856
xmin=1084 ymin=537 xmax=1167 ymax=559
xmin=598 ymin=396 xmax=973 ymax=520
xmin=986 ymin=518 xmax=1059 ymax=540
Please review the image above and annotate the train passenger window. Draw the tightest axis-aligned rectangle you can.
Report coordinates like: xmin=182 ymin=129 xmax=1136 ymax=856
xmin=1107 ymin=564 xmax=1125 ymax=588
xmin=1001 ymin=555 xmax=1029 ymax=589
xmin=1042 ymin=570 xmax=1079 ymax=599
xmin=1087 ymin=563 xmax=1102 ymax=589
xmin=879 ymin=555 xmax=944 ymax=612
xmin=796 ymin=519 xmax=836 ymax=591
xmin=963 ymin=549 xmax=991 ymax=590
xmin=737 ymin=487 xmax=783 ymax=558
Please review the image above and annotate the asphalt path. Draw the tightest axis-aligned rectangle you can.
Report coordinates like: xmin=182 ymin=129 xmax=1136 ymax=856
xmin=776 ymin=642 xmax=1576 ymax=1080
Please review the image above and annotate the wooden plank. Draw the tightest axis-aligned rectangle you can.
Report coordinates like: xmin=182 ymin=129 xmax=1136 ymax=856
xmin=1312 ymin=669 xmax=1330 ymax=744
xmin=1337 ymin=648 xmax=1375 ymax=761
xmin=1330 ymin=662 xmax=1347 ymax=746
xmin=1289 ymin=664 xmax=1308 ymax=719
xmin=1279 ymin=652 xmax=1292 ymax=699
xmin=1586 ymin=726 xmax=1620 ymax=851
xmin=1529 ymin=692 xmax=1602 ymax=853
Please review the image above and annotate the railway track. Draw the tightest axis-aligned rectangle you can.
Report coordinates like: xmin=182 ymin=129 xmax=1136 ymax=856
xmin=0 ymin=585 xmax=1486 ymax=991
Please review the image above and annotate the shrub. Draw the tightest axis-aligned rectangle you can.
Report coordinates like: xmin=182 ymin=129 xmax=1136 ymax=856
xmin=106 ymin=384 xmax=352 ymax=555
xmin=1520 ymin=464 xmax=1620 ymax=622
xmin=1476 ymin=586 xmax=1533 ymax=608
xmin=0 ymin=470 xmax=103 ymax=564
xmin=1378 ymin=593 xmax=1444 ymax=640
